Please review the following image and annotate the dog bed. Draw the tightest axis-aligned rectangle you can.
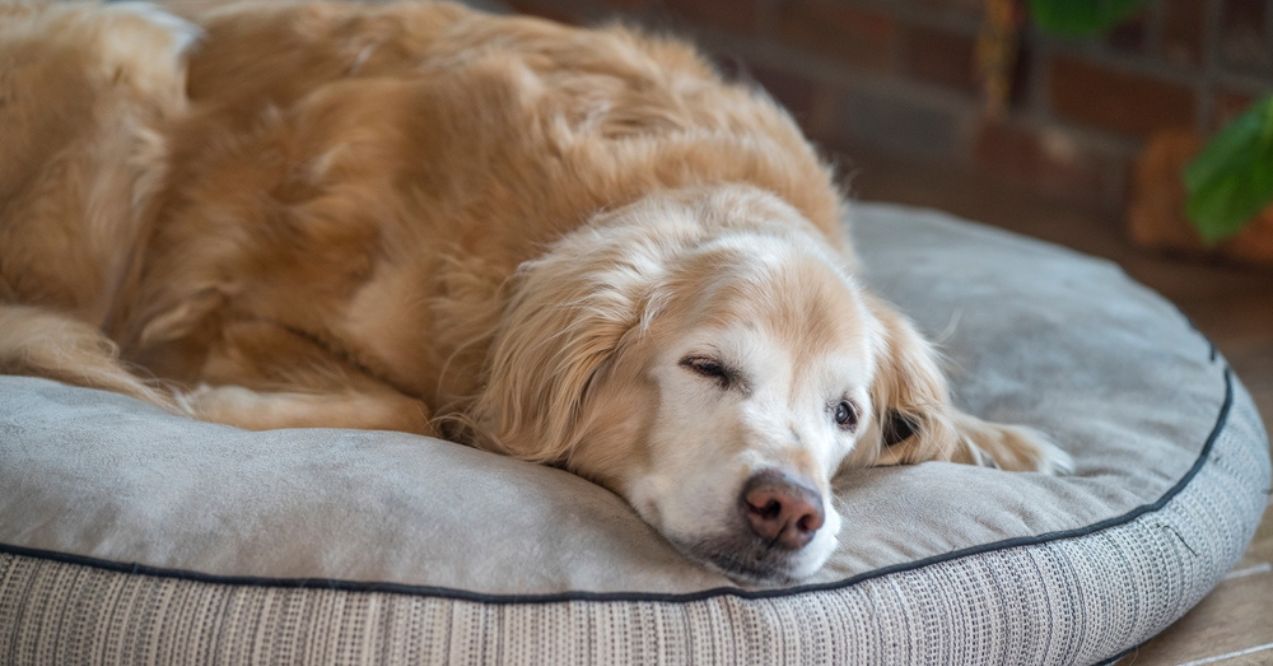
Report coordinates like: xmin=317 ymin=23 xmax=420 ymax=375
xmin=1 ymin=203 xmax=1267 ymax=665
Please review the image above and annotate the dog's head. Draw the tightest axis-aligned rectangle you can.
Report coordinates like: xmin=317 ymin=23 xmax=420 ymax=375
xmin=474 ymin=186 xmax=955 ymax=583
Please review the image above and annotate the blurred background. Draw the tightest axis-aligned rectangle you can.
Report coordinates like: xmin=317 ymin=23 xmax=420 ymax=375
xmin=482 ymin=1 xmax=1272 ymax=411
xmin=488 ymin=0 xmax=1273 ymax=250
xmin=473 ymin=0 xmax=1272 ymax=662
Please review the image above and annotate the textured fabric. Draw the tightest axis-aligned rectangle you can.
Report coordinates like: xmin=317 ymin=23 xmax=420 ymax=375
xmin=0 ymin=396 xmax=1265 ymax=664
xmin=0 ymin=204 xmax=1269 ymax=664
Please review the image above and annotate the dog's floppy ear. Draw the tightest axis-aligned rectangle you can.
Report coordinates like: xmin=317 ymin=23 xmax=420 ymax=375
xmin=860 ymin=295 xmax=1067 ymax=473
xmin=469 ymin=228 xmax=655 ymax=464
xmin=862 ymin=295 xmax=986 ymax=467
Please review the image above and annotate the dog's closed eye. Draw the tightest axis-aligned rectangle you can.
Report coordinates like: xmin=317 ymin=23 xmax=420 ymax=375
xmin=679 ymin=355 xmax=735 ymax=389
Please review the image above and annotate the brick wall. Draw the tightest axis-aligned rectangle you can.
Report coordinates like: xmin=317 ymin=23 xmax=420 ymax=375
xmin=500 ymin=0 xmax=1273 ymax=212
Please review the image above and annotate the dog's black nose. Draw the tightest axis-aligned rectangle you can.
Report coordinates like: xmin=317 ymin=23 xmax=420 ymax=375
xmin=740 ymin=469 xmax=824 ymax=550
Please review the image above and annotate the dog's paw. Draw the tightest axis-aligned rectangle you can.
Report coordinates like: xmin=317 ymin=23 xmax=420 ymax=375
xmin=1012 ymin=428 xmax=1075 ymax=475
xmin=955 ymin=414 xmax=1074 ymax=475
xmin=176 ymin=383 xmax=260 ymax=422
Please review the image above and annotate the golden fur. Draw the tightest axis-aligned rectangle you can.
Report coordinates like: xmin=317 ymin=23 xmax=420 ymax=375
xmin=0 ymin=0 xmax=1068 ymax=580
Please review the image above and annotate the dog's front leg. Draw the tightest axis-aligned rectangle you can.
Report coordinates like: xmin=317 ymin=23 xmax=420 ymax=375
xmin=181 ymin=384 xmax=435 ymax=436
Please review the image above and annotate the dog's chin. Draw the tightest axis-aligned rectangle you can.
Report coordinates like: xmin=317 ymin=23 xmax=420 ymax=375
xmin=674 ymin=533 xmax=811 ymax=585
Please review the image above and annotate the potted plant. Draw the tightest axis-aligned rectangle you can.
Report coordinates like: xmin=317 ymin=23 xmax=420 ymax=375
xmin=982 ymin=0 xmax=1273 ymax=264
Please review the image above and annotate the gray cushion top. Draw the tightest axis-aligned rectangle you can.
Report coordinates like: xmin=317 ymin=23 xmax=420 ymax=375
xmin=0 ymin=203 xmax=1244 ymax=596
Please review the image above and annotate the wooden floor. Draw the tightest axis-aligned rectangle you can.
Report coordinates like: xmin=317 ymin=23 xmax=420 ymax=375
xmin=845 ymin=150 xmax=1273 ymax=666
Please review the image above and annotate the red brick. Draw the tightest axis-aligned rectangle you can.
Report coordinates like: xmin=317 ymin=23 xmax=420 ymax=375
xmin=774 ymin=2 xmax=898 ymax=72
xmin=595 ymin=0 xmax=653 ymax=10
xmin=1213 ymin=90 xmax=1257 ymax=129
xmin=824 ymin=85 xmax=971 ymax=163
xmin=1161 ymin=0 xmax=1204 ymax=66
xmin=973 ymin=119 xmax=1132 ymax=208
xmin=913 ymin=0 xmax=984 ymax=18
xmin=881 ymin=0 xmax=984 ymax=20
xmin=504 ymin=0 xmax=582 ymax=24
xmin=665 ymin=0 xmax=760 ymax=34
xmin=1220 ymin=0 xmax=1273 ymax=74
xmin=1106 ymin=10 xmax=1150 ymax=54
xmin=903 ymin=25 xmax=978 ymax=94
xmin=1006 ymin=39 xmax=1035 ymax=109
xmin=747 ymin=63 xmax=822 ymax=123
xmin=1048 ymin=56 xmax=1196 ymax=138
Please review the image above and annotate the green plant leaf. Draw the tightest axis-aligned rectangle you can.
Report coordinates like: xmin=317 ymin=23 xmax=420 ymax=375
xmin=1185 ymin=96 xmax=1273 ymax=244
xmin=1028 ymin=0 xmax=1150 ymax=36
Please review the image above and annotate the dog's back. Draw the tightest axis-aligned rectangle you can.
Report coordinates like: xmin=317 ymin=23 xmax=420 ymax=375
xmin=0 ymin=1 xmax=842 ymax=416
xmin=0 ymin=2 xmax=198 ymax=405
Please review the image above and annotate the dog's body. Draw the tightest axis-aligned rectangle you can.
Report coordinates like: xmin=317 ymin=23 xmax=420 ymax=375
xmin=1 ymin=1 xmax=1069 ymax=581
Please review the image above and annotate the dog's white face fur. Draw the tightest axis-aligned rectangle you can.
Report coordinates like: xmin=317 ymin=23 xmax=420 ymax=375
xmin=629 ymin=276 xmax=872 ymax=581
xmin=476 ymin=187 xmax=896 ymax=582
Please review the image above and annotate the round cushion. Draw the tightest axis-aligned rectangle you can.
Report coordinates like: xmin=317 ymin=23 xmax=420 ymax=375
xmin=1 ymin=204 xmax=1268 ymax=664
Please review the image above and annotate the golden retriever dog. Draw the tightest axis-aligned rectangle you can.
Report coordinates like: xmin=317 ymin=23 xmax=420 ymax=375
xmin=0 ymin=0 xmax=1071 ymax=582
